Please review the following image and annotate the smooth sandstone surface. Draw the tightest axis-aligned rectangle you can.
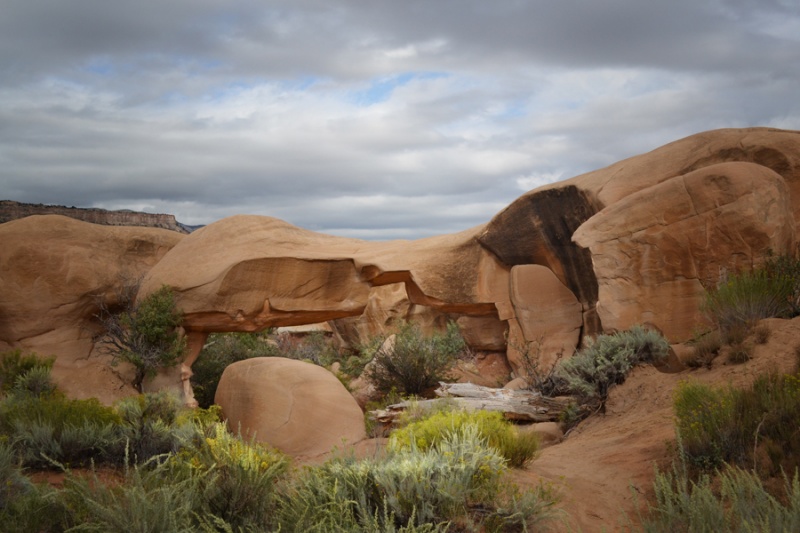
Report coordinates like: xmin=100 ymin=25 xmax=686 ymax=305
xmin=573 ymin=161 xmax=795 ymax=340
xmin=215 ymin=357 xmax=366 ymax=457
xmin=0 ymin=215 xmax=183 ymax=402
xmin=506 ymin=265 xmax=583 ymax=372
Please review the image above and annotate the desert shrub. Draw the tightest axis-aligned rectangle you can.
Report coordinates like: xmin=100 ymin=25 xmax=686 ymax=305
xmin=273 ymin=330 xmax=339 ymax=367
xmin=686 ymin=330 xmax=722 ymax=368
xmin=389 ymin=408 xmax=539 ymax=468
xmin=114 ymin=392 xmax=198 ymax=463
xmin=190 ymin=423 xmax=289 ymax=530
xmin=366 ymin=321 xmax=467 ymax=397
xmin=0 ymin=393 xmax=122 ymax=468
xmin=59 ymin=458 xmax=200 ymax=533
xmin=675 ymin=374 xmax=800 ymax=476
xmin=753 ymin=323 xmax=772 ymax=345
xmin=191 ymin=332 xmax=278 ymax=408
xmin=0 ymin=350 xmax=55 ymax=394
xmin=727 ymin=343 xmax=752 ymax=364
xmin=703 ymin=268 xmax=795 ymax=344
xmin=277 ymin=424 xmax=551 ymax=531
xmin=0 ymin=443 xmax=61 ymax=533
xmin=96 ymin=283 xmax=186 ymax=392
xmin=544 ymin=326 xmax=669 ymax=409
xmin=763 ymin=250 xmax=800 ymax=316
xmin=516 ymin=336 xmax=566 ymax=393
xmin=641 ymin=454 xmax=800 ymax=532
xmin=11 ymin=365 xmax=58 ymax=398
xmin=0 ymin=438 xmax=31 ymax=510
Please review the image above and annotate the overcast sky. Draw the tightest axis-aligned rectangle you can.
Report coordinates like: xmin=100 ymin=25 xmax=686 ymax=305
xmin=2 ymin=1 xmax=799 ymax=239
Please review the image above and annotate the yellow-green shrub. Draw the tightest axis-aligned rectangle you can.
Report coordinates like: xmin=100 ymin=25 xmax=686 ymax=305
xmin=389 ymin=409 xmax=539 ymax=468
xmin=188 ymin=423 xmax=289 ymax=530
xmin=675 ymin=374 xmax=800 ymax=475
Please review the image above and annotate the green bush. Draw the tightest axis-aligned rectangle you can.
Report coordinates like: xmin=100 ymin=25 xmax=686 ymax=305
xmin=674 ymin=373 xmax=800 ymax=476
xmin=96 ymin=284 xmax=186 ymax=392
xmin=545 ymin=326 xmax=669 ymax=409
xmin=0 ymin=443 xmax=61 ymax=533
xmin=274 ymin=331 xmax=339 ymax=367
xmin=191 ymin=423 xmax=289 ymax=530
xmin=191 ymin=332 xmax=278 ymax=408
xmin=703 ymin=266 xmax=796 ymax=344
xmin=365 ymin=321 xmax=467 ymax=397
xmin=641 ymin=456 xmax=800 ymax=532
xmin=0 ymin=438 xmax=31 ymax=511
xmin=114 ymin=392 xmax=199 ymax=463
xmin=389 ymin=408 xmax=539 ymax=468
xmin=59 ymin=458 xmax=200 ymax=533
xmin=0 ymin=350 xmax=54 ymax=394
xmin=11 ymin=365 xmax=58 ymax=398
xmin=0 ymin=393 xmax=122 ymax=468
xmin=278 ymin=424 xmax=554 ymax=531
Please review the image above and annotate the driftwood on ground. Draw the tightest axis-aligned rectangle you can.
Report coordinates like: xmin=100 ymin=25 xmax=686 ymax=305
xmin=370 ymin=382 xmax=575 ymax=424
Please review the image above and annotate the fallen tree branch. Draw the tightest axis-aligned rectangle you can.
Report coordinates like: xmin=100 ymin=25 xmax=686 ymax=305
xmin=370 ymin=382 xmax=576 ymax=424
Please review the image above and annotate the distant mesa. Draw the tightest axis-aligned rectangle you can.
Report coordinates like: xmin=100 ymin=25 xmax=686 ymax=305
xmin=0 ymin=199 xmax=199 ymax=234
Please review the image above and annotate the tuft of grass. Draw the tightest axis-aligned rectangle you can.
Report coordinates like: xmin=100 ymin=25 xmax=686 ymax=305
xmin=686 ymin=330 xmax=722 ymax=368
xmin=641 ymin=452 xmax=800 ymax=532
xmin=727 ymin=343 xmax=752 ymax=364
xmin=753 ymin=323 xmax=771 ymax=345
xmin=59 ymin=458 xmax=200 ymax=533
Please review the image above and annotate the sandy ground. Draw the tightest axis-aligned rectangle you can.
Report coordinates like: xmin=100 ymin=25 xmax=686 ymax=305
xmin=517 ymin=316 xmax=800 ymax=532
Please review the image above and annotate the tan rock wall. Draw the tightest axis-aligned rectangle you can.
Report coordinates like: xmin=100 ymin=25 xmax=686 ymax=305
xmin=573 ymin=162 xmax=796 ymax=341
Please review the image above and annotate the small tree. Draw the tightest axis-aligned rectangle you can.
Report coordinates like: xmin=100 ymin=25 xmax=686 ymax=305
xmin=96 ymin=283 xmax=186 ymax=392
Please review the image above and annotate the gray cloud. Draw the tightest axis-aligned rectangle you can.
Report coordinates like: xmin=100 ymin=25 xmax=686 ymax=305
xmin=1 ymin=1 xmax=799 ymax=239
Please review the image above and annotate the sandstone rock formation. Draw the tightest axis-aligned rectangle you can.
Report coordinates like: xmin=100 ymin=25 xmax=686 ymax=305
xmin=137 ymin=215 xmax=509 ymax=398
xmin=478 ymin=127 xmax=800 ymax=368
xmin=4 ymin=127 xmax=799 ymax=404
xmin=573 ymin=162 xmax=795 ymax=340
xmin=0 ymin=200 xmax=191 ymax=233
xmin=0 ymin=215 xmax=184 ymax=403
xmin=215 ymin=357 xmax=366 ymax=457
xmin=506 ymin=265 xmax=583 ymax=370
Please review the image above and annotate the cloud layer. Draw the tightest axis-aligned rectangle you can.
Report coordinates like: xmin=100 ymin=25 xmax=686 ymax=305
xmin=2 ymin=0 xmax=799 ymax=238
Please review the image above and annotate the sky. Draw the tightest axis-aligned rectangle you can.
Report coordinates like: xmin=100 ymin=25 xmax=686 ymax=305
xmin=2 ymin=1 xmax=799 ymax=240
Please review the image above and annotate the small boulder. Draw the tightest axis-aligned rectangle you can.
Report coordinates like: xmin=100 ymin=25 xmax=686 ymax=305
xmin=215 ymin=357 xmax=366 ymax=457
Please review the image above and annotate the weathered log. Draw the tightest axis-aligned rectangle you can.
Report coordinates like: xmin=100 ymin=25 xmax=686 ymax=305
xmin=370 ymin=382 xmax=575 ymax=424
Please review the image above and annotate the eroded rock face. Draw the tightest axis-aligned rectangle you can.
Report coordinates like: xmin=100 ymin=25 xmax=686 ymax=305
xmin=139 ymin=216 xmax=500 ymax=333
xmin=0 ymin=215 xmax=183 ymax=403
xmin=573 ymin=162 xmax=795 ymax=341
xmin=506 ymin=265 xmax=583 ymax=373
xmin=215 ymin=357 xmax=366 ymax=457
xmin=482 ymin=127 xmax=800 ymax=344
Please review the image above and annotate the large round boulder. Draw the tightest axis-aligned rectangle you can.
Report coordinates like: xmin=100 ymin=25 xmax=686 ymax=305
xmin=215 ymin=357 xmax=366 ymax=457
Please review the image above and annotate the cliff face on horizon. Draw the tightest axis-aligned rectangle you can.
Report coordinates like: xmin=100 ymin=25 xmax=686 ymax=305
xmin=0 ymin=200 xmax=192 ymax=234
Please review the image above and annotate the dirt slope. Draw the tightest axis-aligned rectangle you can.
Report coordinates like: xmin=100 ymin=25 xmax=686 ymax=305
xmin=523 ymin=316 xmax=800 ymax=532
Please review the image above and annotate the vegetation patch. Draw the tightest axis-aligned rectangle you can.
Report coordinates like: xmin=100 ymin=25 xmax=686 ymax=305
xmin=96 ymin=283 xmax=186 ymax=392
xmin=365 ymin=321 xmax=468 ymax=397
xmin=389 ymin=408 xmax=540 ymax=468
xmin=542 ymin=326 xmax=669 ymax=412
